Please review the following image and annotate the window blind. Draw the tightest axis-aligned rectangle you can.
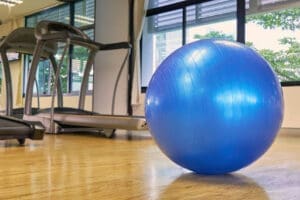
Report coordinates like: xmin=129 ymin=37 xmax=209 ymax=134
xmin=26 ymin=5 xmax=70 ymax=28
xmin=149 ymin=0 xmax=299 ymax=32
xmin=151 ymin=0 xmax=237 ymax=32
xmin=74 ymin=0 xmax=95 ymax=27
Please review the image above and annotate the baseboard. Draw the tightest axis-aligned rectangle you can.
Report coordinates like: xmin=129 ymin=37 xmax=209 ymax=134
xmin=279 ymin=127 xmax=300 ymax=136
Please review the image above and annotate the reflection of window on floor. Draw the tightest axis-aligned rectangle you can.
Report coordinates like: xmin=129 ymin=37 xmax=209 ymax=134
xmin=142 ymin=0 xmax=300 ymax=88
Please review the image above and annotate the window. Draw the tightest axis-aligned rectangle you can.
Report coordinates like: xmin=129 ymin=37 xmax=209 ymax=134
xmin=26 ymin=4 xmax=70 ymax=27
xmin=74 ymin=0 xmax=95 ymax=27
xmin=142 ymin=0 xmax=300 ymax=89
xmin=142 ymin=0 xmax=238 ymax=88
xmin=24 ymin=0 xmax=95 ymax=95
xmin=36 ymin=59 xmax=53 ymax=95
xmin=186 ymin=1 xmax=237 ymax=43
xmin=142 ymin=10 xmax=183 ymax=87
xmin=246 ymin=1 xmax=300 ymax=83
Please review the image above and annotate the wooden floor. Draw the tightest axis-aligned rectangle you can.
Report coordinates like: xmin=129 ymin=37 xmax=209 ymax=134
xmin=0 ymin=129 xmax=299 ymax=200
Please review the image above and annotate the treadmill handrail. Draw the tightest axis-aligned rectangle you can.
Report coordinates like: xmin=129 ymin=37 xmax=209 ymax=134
xmin=35 ymin=22 xmax=98 ymax=50
xmin=35 ymin=21 xmax=132 ymax=52
xmin=35 ymin=20 xmax=89 ymax=40
xmin=0 ymin=28 xmax=58 ymax=58
xmin=0 ymin=27 xmax=62 ymax=116
xmin=0 ymin=50 xmax=13 ymax=116
xmin=99 ymin=42 xmax=132 ymax=51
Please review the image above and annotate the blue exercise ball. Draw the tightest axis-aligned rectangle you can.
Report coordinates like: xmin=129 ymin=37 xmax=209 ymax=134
xmin=145 ymin=39 xmax=284 ymax=175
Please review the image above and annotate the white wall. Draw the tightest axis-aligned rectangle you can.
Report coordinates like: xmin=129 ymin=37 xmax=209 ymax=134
xmin=94 ymin=0 xmax=129 ymax=115
xmin=282 ymin=87 xmax=300 ymax=128
xmin=133 ymin=88 xmax=300 ymax=128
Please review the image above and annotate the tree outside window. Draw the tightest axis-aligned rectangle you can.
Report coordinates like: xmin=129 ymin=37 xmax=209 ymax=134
xmin=193 ymin=8 xmax=300 ymax=82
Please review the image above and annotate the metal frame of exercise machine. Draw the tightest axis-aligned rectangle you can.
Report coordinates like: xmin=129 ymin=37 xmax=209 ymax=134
xmin=0 ymin=27 xmax=63 ymax=117
xmin=0 ymin=28 xmax=46 ymax=144
xmin=23 ymin=21 xmax=147 ymax=137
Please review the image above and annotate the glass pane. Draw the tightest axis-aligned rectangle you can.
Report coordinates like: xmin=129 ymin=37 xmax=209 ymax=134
xmin=84 ymin=29 xmax=94 ymax=40
xmin=88 ymin=67 xmax=93 ymax=91
xmin=82 ymin=29 xmax=95 ymax=91
xmin=71 ymin=45 xmax=90 ymax=92
xmin=55 ymin=46 xmax=69 ymax=93
xmin=24 ymin=0 xmax=96 ymax=95
xmin=26 ymin=55 xmax=52 ymax=96
xmin=36 ymin=60 xmax=52 ymax=95
xmin=246 ymin=7 xmax=300 ymax=82
xmin=74 ymin=0 xmax=95 ymax=27
xmin=186 ymin=1 xmax=237 ymax=43
xmin=27 ymin=45 xmax=69 ymax=96
xmin=26 ymin=16 xmax=37 ymax=27
xmin=141 ymin=10 xmax=183 ymax=87
xmin=30 ymin=46 xmax=69 ymax=96
xmin=26 ymin=4 xmax=70 ymax=28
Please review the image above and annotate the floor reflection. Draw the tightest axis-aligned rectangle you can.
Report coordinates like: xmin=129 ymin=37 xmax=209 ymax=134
xmin=159 ymin=172 xmax=269 ymax=200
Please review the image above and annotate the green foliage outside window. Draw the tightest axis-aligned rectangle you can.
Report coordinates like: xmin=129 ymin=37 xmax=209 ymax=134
xmin=193 ymin=8 xmax=300 ymax=82
xmin=247 ymin=8 xmax=300 ymax=81
xmin=71 ymin=46 xmax=90 ymax=91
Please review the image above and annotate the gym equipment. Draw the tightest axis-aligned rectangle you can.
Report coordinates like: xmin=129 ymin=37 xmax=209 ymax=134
xmin=23 ymin=21 xmax=147 ymax=137
xmin=0 ymin=27 xmax=62 ymax=118
xmin=145 ymin=39 xmax=284 ymax=174
xmin=0 ymin=115 xmax=43 ymax=145
xmin=0 ymin=28 xmax=45 ymax=144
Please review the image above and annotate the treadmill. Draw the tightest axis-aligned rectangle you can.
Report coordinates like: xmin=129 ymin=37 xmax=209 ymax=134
xmin=23 ymin=21 xmax=147 ymax=137
xmin=0 ymin=115 xmax=43 ymax=145
xmin=0 ymin=28 xmax=45 ymax=144
xmin=0 ymin=27 xmax=62 ymax=118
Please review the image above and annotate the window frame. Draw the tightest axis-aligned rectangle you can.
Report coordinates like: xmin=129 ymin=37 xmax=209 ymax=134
xmin=23 ymin=0 xmax=95 ymax=96
xmin=142 ymin=0 xmax=300 ymax=92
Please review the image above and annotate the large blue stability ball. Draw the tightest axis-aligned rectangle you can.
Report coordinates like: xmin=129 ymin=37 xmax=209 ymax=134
xmin=145 ymin=39 xmax=284 ymax=175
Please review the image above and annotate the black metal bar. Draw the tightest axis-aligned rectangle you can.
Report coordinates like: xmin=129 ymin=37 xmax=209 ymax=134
xmin=99 ymin=42 xmax=132 ymax=51
xmin=281 ymin=81 xmax=300 ymax=87
xmin=68 ymin=2 xmax=75 ymax=93
xmin=146 ymin=0 xmax=214 ymax=16
xmin=182 ymin=7 xmax=186 ymax=45
xmin=141 ymin=87 xmax=147 ymax=93
xmin=128 ymin=0 xmax=135 ymax=116
xmin=79 ymin=24 xmax=95 ymax=31
xmin=23 ymin=18 xmax=29 ymax=97
xmin=237 ymin=0 xmax=245 ymax=43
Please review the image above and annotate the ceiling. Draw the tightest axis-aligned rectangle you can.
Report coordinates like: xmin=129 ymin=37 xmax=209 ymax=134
xmin=0 ymin=0 xmax=61 ymax=24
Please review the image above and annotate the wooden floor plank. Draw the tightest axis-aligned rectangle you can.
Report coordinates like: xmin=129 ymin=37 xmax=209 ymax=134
xmin=0 ymin=130 xmax=299 ymax=199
